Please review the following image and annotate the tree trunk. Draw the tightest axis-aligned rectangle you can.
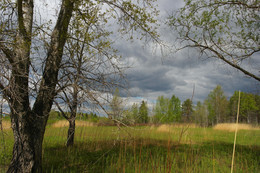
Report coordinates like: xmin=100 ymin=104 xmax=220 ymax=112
xmin=66 ymin=85 xmax=78 ymax=147
xmin=6 ymin=0 xmax=75 ymax=171
xmin=66 ymin=119 xmax=75 ymax=147
xmin=7 ymin=111 xmax=48 ymax=173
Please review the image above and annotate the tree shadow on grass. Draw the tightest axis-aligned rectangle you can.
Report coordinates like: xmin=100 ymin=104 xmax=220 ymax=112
xmin=42 ymin=139 xmax=260 ymax=173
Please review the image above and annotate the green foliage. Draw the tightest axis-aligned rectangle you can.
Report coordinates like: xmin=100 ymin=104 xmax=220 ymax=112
xmin=49 ymin=110 xmax=62 ymax=119
xmin=153 ymin=96 xmax=169 ymax=123
xmin=205 ymin=85 xmax=228 ymax=125
xmin=181 ymin=99 xmax=193 ymax=121
xmin=130 ymin=103 xmax=139 ymax=124
xmin=109 ymin=88 xmax=125 ymax=122
xmin=168 ymin=95 xmax=182 ymax=122
xmin=153 ymin=95 xmax=182 ymax=123
xmin=229 ymin=91 xmax=258 ymax=123
xmin=193 ymin=101 xmax=208 ymax=127
xmin=138 ymin=101 xmax=149 ymax=123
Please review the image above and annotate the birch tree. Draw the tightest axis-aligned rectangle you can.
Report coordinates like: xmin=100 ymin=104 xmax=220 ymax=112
xmin=54 ymin=5 xmax=126 ymax=147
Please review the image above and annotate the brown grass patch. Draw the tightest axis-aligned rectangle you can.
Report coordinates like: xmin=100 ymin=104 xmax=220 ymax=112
xmin=157 ymin=123 xmax=198 ymax=133
xmin=213 ymin=123 xmax=260 ymax=131
xmin=0 ymin=121 xmax=11 ymax=130
xmin=52 ymin=120 xmax=95 ymax=128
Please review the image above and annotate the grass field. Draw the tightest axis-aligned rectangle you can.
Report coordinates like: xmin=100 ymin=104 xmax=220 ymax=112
xmin=0 ymin=120 xmax=259 ymax=172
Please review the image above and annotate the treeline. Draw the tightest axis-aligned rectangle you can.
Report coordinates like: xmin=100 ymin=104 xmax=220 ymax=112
xmin=49 ymin=111 xmax=99 ymax=122
xmin=48 ymin=85 xmax=259 ymax=127
xmin=123 ymin=85 xmax=260 ymax=126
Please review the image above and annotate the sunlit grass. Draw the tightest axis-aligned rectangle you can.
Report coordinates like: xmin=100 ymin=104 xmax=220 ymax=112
xmin=214 ymin=123 xmax=260 ymax=131
xmin=0 ymin=120 xmax=259 ymax=172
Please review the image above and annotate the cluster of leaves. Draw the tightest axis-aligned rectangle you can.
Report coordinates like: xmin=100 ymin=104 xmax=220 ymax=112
xmin=152 ymin=95 xmax=182 ymax=123
xmin=128 ymin=101 xmax=149 ymax=124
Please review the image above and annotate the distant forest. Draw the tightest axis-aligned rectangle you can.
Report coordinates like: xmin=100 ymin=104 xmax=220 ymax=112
xmin=49 ymin=85 xmax=260 ymax=126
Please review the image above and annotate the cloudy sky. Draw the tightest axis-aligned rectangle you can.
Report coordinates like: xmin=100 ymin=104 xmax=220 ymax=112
xmin=36 ymin=0 xmax=259 ymax=110
xmin=113 ymin=0 xmax=260 ymax=107
xmin=1 ymin=0 xmax=259 ymax=114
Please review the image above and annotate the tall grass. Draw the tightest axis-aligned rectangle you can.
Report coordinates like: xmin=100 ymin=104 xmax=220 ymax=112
xmin=0 ymin=120 xmax=259 ymax=172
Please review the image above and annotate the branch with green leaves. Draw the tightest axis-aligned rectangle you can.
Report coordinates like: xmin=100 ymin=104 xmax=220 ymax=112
xmin=168 ymin=0 xmax=260 ymax=82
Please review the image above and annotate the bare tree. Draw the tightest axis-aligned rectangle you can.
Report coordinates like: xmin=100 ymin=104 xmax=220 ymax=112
xmin=0 ymin=0 xmax=159 ymax=172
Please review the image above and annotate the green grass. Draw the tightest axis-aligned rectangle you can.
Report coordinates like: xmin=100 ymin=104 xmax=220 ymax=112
xmin=0 ymin=122 xmax=259 ymax=172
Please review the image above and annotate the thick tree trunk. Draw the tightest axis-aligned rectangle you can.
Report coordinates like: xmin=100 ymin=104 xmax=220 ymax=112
xmin=6 ymin=0 xmax=75 ymax=172
xmin=7 ymin=111 xmax=48 ymax=173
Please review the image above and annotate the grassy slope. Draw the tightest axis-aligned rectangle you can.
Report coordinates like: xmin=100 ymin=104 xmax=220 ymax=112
xmin=0 ymin=122 xmax=259 ymax=172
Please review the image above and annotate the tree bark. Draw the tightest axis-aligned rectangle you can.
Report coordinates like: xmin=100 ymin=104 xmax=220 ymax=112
xmin=66 ymin=118 xmax=76 ymax=147
xmin=6 ymin=0 xmax=75 ymax=172
xmin=7 ymin=112 xmax=46 ymax=173
xmin=66 ymin=85 xmax=78 ymax=147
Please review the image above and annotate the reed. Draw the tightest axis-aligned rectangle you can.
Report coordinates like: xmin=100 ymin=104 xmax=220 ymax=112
xmin=0 ymin=121 xmax=11 ymax=130
xmin=51 ymin=120 xmax=95 ymax=128
xmin=213 ymin=123 xmax=259 ymax=132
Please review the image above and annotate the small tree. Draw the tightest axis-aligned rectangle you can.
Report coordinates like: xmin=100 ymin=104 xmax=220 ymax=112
xmin=54 ymin=6 xmax=125 ymax=147
xmin=138 ymin=101 xmax=149 ymax=123
xmin=205 ymin=85 xmax=228 ymax=125
xmin=109 ymin=88 xmax=125 ymax=125
xmin=193 ymin=101 xmax=208 ymax=127
xmin=168 ymin=95 xmax=182 ymax=122
xmin=182 ymin=99 xmax=193 ymax=122
xmin=130 ymin=103 xmax=139 ymax=124
xmin=153 ymin=96 xmax=169 ymax=123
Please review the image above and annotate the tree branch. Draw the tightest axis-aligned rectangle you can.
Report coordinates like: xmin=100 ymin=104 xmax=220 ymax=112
xmin=33 ymin=0 xmax=75 ymax=116
xmin=54 ymin=100 xmax=69 ymax=120
xmin=0 ymin=41 xmax=15 ymax=64
xmin=190 ymin=43 xmax=260 ymax=82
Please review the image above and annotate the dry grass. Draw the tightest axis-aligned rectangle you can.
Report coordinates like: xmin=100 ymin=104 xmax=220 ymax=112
xmin=156 ymin=123 xmax=198 ymax=133
xmin=52 ymin=120 xmax=95 ymax=128
xmin=0 ymin=121 xmax=11 ymax=130
xmin=213 ymin=123 xmax=260 ymax=131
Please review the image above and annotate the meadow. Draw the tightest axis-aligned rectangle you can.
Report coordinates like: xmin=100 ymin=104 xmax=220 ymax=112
xmin=0 ymin=119 xmax=259 ymax=173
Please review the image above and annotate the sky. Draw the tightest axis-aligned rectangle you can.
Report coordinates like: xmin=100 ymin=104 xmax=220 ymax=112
xmin=112 ymin=0 xmax=260 ymax=108
xmin=32 ymin=0 xmax=259 ymax=111
xmin=1 ymin=0 xmax=259 ymax=114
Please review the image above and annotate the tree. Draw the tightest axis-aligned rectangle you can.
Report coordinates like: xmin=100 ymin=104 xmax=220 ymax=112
xmin=0 ymin=0 xmax=159 ymax=172
xmin=168 ymin=0 xmax=260 ymax=82
xmin=182 ymin=99 xmax=193 ymax=122
xmin=168 ymin=94 xmax=182 ymax=122
xmin=229 ymin=91 xmax=258 ymax=123
xmin=153 ymin=96 xmax=169 ymax=123
xmin=205 ymin=85 xmax=228 ymax=125
xmin=138 ymin=100 xmax=149 ymax=123
xmin=109 ymin=88 xmax=125 ymax=124
xmin=193 ymin=101 xmax=208 ymax=127
xmin=130 ymin=103 xmax=139 ymax=124
xmin=153 ymin=95 xmax=182 ymax=123
xmin=54 ymin=5 xmax=125 ymax=147
xmin=254 ymin=94 xmax=260 ymax=124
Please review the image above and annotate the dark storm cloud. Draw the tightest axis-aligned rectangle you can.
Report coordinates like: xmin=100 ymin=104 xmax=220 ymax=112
xmin=111 ymin=0 xmax=259 ymax=105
